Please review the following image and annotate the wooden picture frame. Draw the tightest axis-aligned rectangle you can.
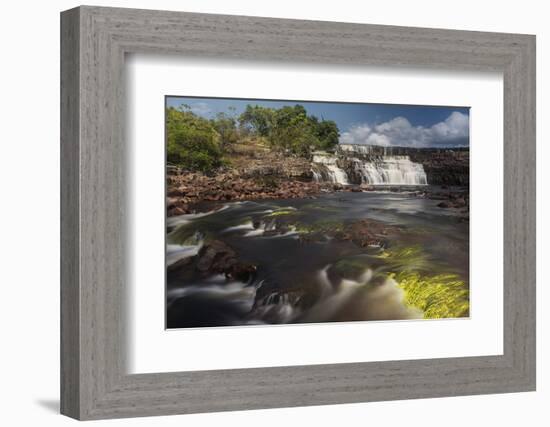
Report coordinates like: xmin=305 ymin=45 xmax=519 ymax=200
xmin=60 ymin=5 xmax=536 ymax=420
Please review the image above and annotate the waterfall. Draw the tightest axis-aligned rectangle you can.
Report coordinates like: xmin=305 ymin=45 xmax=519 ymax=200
xmin=311 ymin=146 xmax=427 ymax=186
xmin=312 ymin=152 xmax=349 ymax=185
xmin=339 ymin=144 xmax=386 ymax=155
xmin=351 ymin=156 xmax=427 ymax=185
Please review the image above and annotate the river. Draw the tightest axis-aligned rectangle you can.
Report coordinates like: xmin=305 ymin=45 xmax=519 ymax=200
xmin=166 ymin=188 xmax=469 ymax=328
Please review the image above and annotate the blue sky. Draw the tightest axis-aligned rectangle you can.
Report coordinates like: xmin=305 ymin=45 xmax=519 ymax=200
xmin=166 ymin=96 xmax=470 ymax=147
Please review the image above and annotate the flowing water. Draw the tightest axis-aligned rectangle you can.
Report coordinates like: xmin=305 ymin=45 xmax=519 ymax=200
xmin=166 ymin=190 xmax=469 ymax=328
xmin=350 ymin=156 xmax=427 ymax=185
xmin=311 ymin=147 xmax=428 ymax=186
xmin=312 ymin=152 xmax=349 ymax=185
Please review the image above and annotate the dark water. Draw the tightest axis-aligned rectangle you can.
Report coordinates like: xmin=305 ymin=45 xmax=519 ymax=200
xmin=166 ymin=189 xmax=469 ymax=328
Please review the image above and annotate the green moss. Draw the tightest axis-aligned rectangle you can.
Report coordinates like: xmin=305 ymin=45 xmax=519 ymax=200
xmin=390 ymin=271 xmax=469 ymax=319
xmin=377 ymin=245 xmax=430 ymax=273
xmin=376 ymin=245 xmax=469 ymax=319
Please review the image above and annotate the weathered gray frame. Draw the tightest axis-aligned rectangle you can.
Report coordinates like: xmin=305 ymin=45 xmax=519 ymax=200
xmin=60 ymin=5 xmax=536 ymax=421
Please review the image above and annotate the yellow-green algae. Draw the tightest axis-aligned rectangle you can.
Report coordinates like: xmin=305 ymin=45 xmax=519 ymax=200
xmin=265 ymin=209 xmax=296 ymax=217
xmin=389 ymin=272 xmax=469 ymax=318
xmin=377 ymin=246 xmax=469 ymax=319
xmin=293 ymin=219 xmax=345 ymax=234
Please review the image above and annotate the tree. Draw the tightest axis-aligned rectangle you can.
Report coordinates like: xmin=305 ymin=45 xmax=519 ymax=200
xmin=211 ymin=111 xmax=238 ymax=149
xmin=314 ymin=119 xmax=339 ymax=149
xmin=270 ymin=105 xmax=316 ymax=155
xmin=238 ymin=105 xmax=276 ymax=137
xmin=237 ymin=103 xmax=341 ymax=157
xmin=166 ymin=107 xmax=222 ymax=172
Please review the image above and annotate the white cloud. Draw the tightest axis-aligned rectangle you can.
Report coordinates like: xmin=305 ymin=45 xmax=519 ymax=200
xmin=339 ymin=111 xmax=469 ymax=147
xmin=365 ymin=133 xmax=391 ymax=146
xmin=339 ymin=124 xmax=371 ymax=144
xmin=189 ymin=102 xmax=212 ymax=116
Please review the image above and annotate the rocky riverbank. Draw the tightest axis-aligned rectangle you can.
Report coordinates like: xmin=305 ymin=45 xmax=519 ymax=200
xmin=167 ymin=170 xmax=324 ymax=216
xmin=167 ymin=142 xmax=469 ymax=216
xmin=167 ymin=170 xmax=469 ymax=220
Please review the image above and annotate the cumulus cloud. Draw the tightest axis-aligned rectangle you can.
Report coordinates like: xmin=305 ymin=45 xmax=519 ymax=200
xmin=339 ymin=111 xmax=469 ymax=147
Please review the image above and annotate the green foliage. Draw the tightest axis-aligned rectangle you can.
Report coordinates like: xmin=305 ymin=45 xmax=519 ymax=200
xmin=269 ymin=105 xmax=316 ymax=156
xmin=313 ymin=119 xmax=340 ymax=149
xmin=166 ymin=107 xmax=222 ymax=172
xmin=238 ymin=104 xmax=340 ymax=156
xmin=166 ymin=102 xmax=341 ymax=168
xmin=211 ymin=110 xmax=239 ymax=149
xmin=238 ymin=105 xmax=275 ymax=137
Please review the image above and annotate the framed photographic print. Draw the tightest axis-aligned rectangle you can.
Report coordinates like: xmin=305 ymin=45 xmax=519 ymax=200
xmin=61 ymin=6 xmax=536 ymax=420
xmin=164 ymin=96 xmax=471 ymax=329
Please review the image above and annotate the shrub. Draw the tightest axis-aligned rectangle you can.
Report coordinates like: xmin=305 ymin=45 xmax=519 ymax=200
xmin=166 ymin=107 xmax=222 ymax=172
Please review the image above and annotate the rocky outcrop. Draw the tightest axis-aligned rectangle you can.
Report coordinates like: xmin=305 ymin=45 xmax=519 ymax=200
xmin=408 ymin=149 xmax=469 ymax=186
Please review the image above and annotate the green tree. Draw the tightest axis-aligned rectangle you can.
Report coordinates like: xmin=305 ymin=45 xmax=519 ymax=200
xmin=211 ymin=110 xmax=239 ymax=149
xmin=270 ymin=105 xmax=317 ymax=155
xmin=314 ymin=119 xmax=339 ymax=149
xmin=237 ymin=103 xmax=341 ymax=157
xmin=166 ymin=107 xmax=222 ymax=172
xmin=238 ymin=105 xmax=276 ymax=137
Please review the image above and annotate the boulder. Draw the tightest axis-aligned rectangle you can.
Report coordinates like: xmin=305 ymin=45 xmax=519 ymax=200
xmin=196 ymin=240 xmax=256 ymax=282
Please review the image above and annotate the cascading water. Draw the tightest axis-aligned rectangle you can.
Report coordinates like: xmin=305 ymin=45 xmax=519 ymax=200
xmin=351 ymin=156 xmax=427 ymax=185
xmin=311 ymin=152 xmax=349 ymax=185
xmin=312 ymin=145 xmax=428 ymax=186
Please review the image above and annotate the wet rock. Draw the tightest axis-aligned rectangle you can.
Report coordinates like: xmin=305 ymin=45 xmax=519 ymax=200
xmin=228 ymin=262 xmax=257 ymax=282
xmin=196 ymin=240 xmax=236 ymax=273
xmin=167 ymin=256 xmax=193 ymax=273
xmin=196 ymin=240 xmax=256 ymax=282
xmin=360 ymin=184 xmax=375 ymax=191
xmin=313 ymin=218 xmax=400 ymax=248
xmin=453 ymin=197 xmax=466 ymax=208
xmin=437 ymin=201 xmax=452 ymax=208
xmin=167 ymin=204 xmax=189 ymax=216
